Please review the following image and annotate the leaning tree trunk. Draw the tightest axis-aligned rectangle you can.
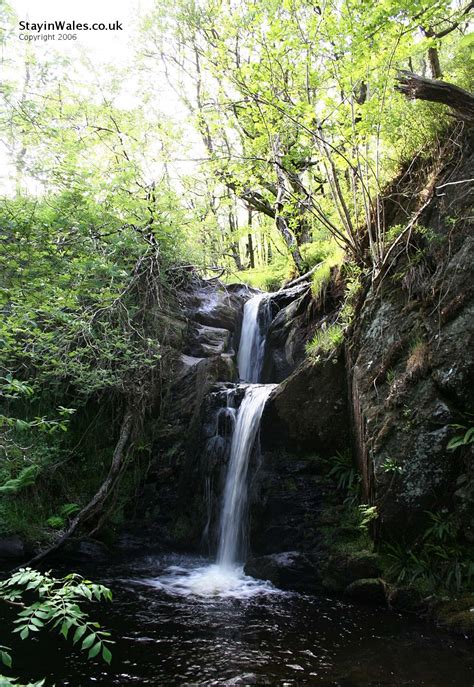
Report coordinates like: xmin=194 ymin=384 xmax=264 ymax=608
xmin=21 ymin=406 xmax=135 ymax=568
xmin=272 ymin=135 xmax=305 ymax=273
xmin=395 ymin=71 xmax=474 ymax=122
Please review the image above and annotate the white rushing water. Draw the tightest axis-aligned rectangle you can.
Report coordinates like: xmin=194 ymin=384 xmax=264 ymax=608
xmin=237 ymin=293 xmax=270 ymax=382
xmin=138 ymin=559 xmax=279 ymax=599
xmin=148 ymin=383 xmax=276 ymax=599
xmin=217 ymin=384 xmax=275 ymax=567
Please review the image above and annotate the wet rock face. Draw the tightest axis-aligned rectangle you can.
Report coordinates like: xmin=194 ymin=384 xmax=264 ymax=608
xmin=245 ymin=551 xmax=320 ymax=592
xmin=261 ymin=351 xmax=350 ymax=453
xmin=137 ymin=276 xmax=325 ymax=551
xmin=262 ymin=284 xmax=315 ymax=383
xmin=248 ymin=449 xmax=327 ymax=556
xmin=348 ymin=146 xmax=474 ymax=537
xmin=182 ymin=281 xmax=257 ymax=351
xmin=187 ymin=324 xmax=231 ymax=357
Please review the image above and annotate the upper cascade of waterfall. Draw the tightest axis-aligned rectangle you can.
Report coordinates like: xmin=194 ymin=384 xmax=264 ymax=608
xmin=217 ymin=383 xmax=275 ymax=568
xmin=237 ymin=293 xmax=272 ymax=383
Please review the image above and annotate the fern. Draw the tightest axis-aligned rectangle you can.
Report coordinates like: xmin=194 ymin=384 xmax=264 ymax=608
xmin=0 ymin=466 xmax=41 ymax=495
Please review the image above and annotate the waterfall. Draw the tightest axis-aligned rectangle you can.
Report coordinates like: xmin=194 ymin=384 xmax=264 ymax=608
xmin=217 ymin=384 xmax=275 ymax=567
xmin=237 ymin=294 xmax=271 ymax=383
xmin=154 ymin=291 xmax=277 ymax=597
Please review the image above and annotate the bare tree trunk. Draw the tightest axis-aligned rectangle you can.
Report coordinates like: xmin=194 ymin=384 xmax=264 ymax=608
xmin=427 ymin=46 xmax=442 ymax=79
xmin=228 ymin=206 xmax=243 ymax=270
xmin=230 ymin=241 xmax=243 ymax=270
xmin=272 ymin=135 xmax=304 ymax=273
xmin=395 ymin=71 xmax=474 ymax=121
xmin=247 ymin=209 xmax=255 ymax=268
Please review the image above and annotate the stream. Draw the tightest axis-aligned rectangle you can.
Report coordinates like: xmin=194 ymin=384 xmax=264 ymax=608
xmin=11 ymin=552 xmax=474 ymax=686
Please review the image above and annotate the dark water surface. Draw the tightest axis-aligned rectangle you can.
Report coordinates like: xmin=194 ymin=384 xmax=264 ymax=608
xmin=11 ymin=553 xmax=474 ymax=686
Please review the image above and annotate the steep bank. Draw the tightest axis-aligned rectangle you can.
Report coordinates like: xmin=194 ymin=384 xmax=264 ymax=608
xmin=247 ymin=127 xmax=474 ymax=630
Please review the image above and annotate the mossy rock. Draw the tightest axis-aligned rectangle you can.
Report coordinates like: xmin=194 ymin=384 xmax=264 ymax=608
xmin=437 ymin=609 xmax=474 ymax=635
xmin=434 ymin=595 xmax=474 ymax=636
xmin=344 ymin=578 xmax=388 ymax=606
xmin=388 ymin=585 xmax=425 ymax=612
xmin=171 ymin=514 xmax=195 ymax=545
xmin=320 ymin=550 xmax=382 ymax=593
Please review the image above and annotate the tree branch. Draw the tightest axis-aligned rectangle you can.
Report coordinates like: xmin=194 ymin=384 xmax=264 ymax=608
xmin=395 ymin=71 xmax=474 ymax=121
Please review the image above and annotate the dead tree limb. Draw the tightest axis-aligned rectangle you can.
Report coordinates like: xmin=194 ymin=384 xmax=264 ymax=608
xmin=279 ymin=262 xmax=324 ymax=291
xmin=395 ymin=71 xmax=474 ymax=122
xmin=21 ymin=406 xmax=135 ymax=568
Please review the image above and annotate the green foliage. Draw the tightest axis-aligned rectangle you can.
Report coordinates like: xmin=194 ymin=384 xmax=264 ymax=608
xmin=328 ymin=451 xmax=358 ymax=492
xmin=306 ymin=259 xmax=362 ymax=358
xmin=380 ymin=457 xmax=403 ymax=474
xmin=0 ymin=677 xmax=45 ymax=687
xmin=0 ymin=648 xmax=12 ymax=669
xmin=228 ymin=253 xmax=292 ymax=291
xmin=384 ymin=510 xmax=474 ymax=593
xmin=0 ymin=194 xmax=168 ymax=396
xmin=386 ymin=369 xmax=396 ymax=386
xmin=0 ymin=466 xmax=41 ymax=495
xmin=327 ymin=451 xmax=361 ymax=509
xmin=357 ymin=505 xmax=379 ymax=532
xmin=311 ymin=262 xmax=332 ymax=301
xmin=46 ymin=503 xmax=80 ymax=529
xmin=0 ymin=186 xmax=180 ymax=542
xmin=0 ymin=567 xmax=114 ymax=675
xmin=306 ymin=241 xmax=344 ymax=300
xmin=447 ymin=424 xmax=474 ymax=451
xmin=306 ymin=323 xmax=344 ymax=358
xmin=140 ymin=0 xmax=471 ymax=272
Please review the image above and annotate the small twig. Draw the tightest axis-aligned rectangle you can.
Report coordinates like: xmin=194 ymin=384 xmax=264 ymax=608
xmin=436 ymin=178 xmax=474 ymax=190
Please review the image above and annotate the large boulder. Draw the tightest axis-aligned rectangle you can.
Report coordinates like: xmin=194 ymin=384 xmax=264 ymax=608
xmin=245 ymin=551 xmax=320 ymax=591
xmin=183 ymin=282 xmax=255 ymax=336
xmin=344 ymin=578 xmax=388 ymax=606
xmin=262 ymin=287 xmax=314 ymax=382
xmin=0 ymin=535 xmax=26 ymax=560
xmin=261 ymin=350 xmax=350 ymax=453
xmin=187 ymin=324 xmax=232 ymax=357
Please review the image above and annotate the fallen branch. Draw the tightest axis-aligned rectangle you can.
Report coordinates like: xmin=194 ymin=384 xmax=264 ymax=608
xmin=279 ymin=262 xmax=324 ymax=291
xmin=395 ymin=71 xmax=474 ymax=122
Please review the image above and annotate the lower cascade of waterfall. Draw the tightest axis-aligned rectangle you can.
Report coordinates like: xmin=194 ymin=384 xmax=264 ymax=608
xmin=153 ymin=293 xmax=278 ymax=598
xmin=217 ymin=384 xmax=275 ymax=567
xmin=151 ymin=384 xmax=276 ymax=598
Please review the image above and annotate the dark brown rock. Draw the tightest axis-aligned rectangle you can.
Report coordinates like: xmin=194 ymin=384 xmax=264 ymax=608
xmin=261 ymin=351 xmax=350 ymax=453
xmin=0 ymin=535 xmax=25 ymax=560
xmin=244 ymin=551 xmax=320 ymax=591
xmin=344 ymin=578 xmax=388 ymax=606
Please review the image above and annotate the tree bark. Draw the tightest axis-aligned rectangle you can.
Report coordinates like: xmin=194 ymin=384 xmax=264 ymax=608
xmin=395 ymin=71 xmax=474 ymax=122
xmin=272 ymin=135 xmax=305 ymax=273
xmin=427 ymin=46 xmax=442 ymax=79
xmin=246 ymin=210 xmax=255 ymax=268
